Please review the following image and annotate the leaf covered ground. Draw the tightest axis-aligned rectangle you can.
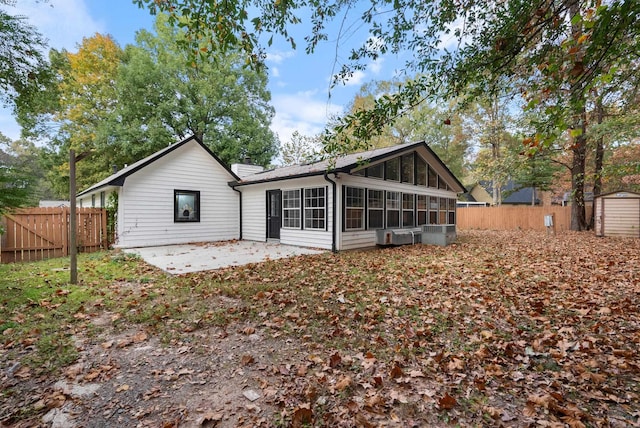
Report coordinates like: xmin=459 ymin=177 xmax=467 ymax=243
xmin=1 ymin=230 xmax=639 ymax=427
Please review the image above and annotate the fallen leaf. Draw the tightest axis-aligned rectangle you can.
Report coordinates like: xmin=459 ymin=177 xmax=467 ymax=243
xmin=438 ymin=393 xmax=457 ymax=410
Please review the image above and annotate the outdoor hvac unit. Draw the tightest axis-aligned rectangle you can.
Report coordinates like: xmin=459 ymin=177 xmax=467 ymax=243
xmin=421 ymin=224 xmax=457 ymax=246
xmin=376 ymin=228 xmax=422 ymax=246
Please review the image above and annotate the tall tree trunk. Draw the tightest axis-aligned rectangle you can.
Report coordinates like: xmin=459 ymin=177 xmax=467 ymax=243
xmin=589 ymin=95 xmax=605 ymax=229
xmin=570 ymin=108 xmax=587 ymax=231
xmin=569 ymin=0 xmax=587 ymax=231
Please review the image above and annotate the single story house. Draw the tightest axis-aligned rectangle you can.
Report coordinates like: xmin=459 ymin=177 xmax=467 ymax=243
xmin=594 ymin=191 xmax=640 ymax=238
xmin=77 ymin=136 xmax=465 ymax=251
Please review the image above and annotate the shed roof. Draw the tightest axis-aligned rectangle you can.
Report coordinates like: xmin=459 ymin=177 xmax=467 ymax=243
xmin=77 ymin=135 xmax=240 ymax=197
xmin=231 ymin=141 xmax=466 ymax=193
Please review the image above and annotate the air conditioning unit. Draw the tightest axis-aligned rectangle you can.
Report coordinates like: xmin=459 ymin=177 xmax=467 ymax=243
xmin=421 ymin=224 xmax=456 ymax=246
xmin=376 ymin=228 xmax=422 ymax=246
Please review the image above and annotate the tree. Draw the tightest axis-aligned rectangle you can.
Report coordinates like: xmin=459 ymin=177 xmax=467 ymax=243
xmin=0 ymin=133 xmax=34 ymax=214
xmin=335 ymin=79 xmax=471 ymax=179
xmin=107 ymin=14 xmax=277 ymax=168
xmin=134 ymin=0 xmax=640 ymax=230
xmin=0 ymin=1 xmax=49 ymax=106
xmin=280 ymin=131 xmax=320 ymax=166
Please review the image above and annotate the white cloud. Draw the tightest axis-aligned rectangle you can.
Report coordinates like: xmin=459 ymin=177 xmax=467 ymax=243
xmin=266 ymin=50 xmax=296 ymax=65
xmin=270 ymin=91 xmax=343 ymax=146
xmin=369 ymin=57 xmax=385 ymax=74
xmin=270 ymin=66 xmax=280 ymax=78
xmin=339 ymin=70 xmax=367 ymax=87
xmin=10 ymin=0 xmax=105 ymax=50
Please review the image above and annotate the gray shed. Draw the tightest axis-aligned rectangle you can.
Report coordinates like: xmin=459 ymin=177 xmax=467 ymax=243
xmin=594 ymin=191 xmax=640 ymax=238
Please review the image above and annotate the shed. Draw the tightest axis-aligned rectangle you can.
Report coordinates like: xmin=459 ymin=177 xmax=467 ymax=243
xmin=594 ymin=191 xmax=640 ymax=238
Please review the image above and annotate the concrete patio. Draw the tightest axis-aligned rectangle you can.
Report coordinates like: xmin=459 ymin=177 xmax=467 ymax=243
xmin=124 ymin=240 xmax=325 ymax=274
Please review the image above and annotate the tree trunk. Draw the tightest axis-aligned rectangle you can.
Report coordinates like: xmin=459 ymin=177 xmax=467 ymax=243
xmin=570 ymin=108 xmax=587 ymax=231
xmin=569 ymin=0 xmax=587 ymax=231
xmin=587 ymin=95 xmax=605 ymax=229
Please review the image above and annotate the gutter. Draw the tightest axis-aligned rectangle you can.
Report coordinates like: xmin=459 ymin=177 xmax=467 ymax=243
xmin=323 ymin=172 xmax=337 ymax=253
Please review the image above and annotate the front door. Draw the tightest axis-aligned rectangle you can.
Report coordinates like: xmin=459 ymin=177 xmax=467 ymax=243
xmin=267 ymin=190 xmax=281 ymax=239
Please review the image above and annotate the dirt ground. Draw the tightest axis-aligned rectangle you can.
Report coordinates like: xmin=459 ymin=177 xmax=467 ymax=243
xmin=3 ymin=295 xmax=305 ymax=428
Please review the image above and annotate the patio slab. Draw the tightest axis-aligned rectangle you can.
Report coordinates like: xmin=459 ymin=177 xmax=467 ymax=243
xmin=124 ymin=240 xmax=325 ymax=274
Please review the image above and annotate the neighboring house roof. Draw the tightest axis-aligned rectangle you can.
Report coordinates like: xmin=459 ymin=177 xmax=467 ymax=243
xmin=477 ymin=180 xmax=539 ymax=205
xmin=77 ymin=135 xmax=240 ymax=197
xmin=231 ymin=141 xmax=466 ymax=193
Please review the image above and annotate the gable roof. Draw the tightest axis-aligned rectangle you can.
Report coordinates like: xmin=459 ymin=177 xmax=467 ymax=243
xmin=231 ymin=141 xmax=466 ymax=192
xmin=477 ymin=180 xmax=539 ymax=205
xmin=77 ymin=135 xmax=240 ymax=197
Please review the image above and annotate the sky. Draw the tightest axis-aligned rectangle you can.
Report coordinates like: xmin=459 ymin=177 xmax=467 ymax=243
xmin=1 ymin=0 xmax=401 ymax=149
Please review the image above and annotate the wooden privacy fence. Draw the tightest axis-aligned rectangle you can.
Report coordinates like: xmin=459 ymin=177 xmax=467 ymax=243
xmin=457 ymin=205 xmax=578 ymax=231
xmin=1 ymin=207 xmax=108 ymax=263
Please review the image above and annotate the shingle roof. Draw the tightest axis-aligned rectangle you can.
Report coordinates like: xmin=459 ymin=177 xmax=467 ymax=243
xmin=233 ymin=141 xmax=466 ymax=192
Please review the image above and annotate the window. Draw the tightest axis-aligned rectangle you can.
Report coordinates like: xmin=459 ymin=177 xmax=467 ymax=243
xmin=439 ymin=197 xmax=448 ymax=224
xmin=175 ymin=190 xmax=200 ymax=222
xmin=367 ymin=163 xmax=384 ymax=179
xmin=304 ymin=187 xmax=326 ymax=230
xmin=386 ymin=191 xmax=400 ymax=228
xmin=345 ymin=187 xmax=365 ymax=230
xmin=428 ymin=166 xmax=438 ymax=188
xmin=439 ymin=177 xmax=448 ymax=190
xmin=402 ymin=193 xmax=415 ymax=227
xmin=429 ymin=196 xmax=439 ymax=224
xmin=448 ymin=198 xmax=456 ymax=224
xmin=91 ymin=194 xmax=95 ymax=208
xmin=416 ymin=156 xmax=427 ymax=186
xmin=283 ymin=189 xmax=301 ymax=228
xmin=100 ymin=191 xmax=106 ymax=208
xmin=385 ymin=158 xmax=400 ymax=181
xmin=368 ymin=189 xmax=384 ymax=229
xmin=401 ymin=153 xmax=414 ymax=184
xmin=417 ymin=195 xmax=428 ymax=225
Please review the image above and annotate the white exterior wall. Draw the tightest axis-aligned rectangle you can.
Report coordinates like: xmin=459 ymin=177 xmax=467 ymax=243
xmin=239 ymin=175 xmax=334 ymax=250
xmin=115 ymin=141 xmax=239 ymax=247
xmin=337 ymin=174 xmax=458 ymax=250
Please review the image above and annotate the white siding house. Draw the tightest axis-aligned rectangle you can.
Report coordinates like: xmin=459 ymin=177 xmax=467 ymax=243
xmin=77 ymin=137 xmax=465 ymax=251
xmin=232 ymin=141 xmax=466 ymax=251
xmin=77 ymin=136 xmax=240 ymax=248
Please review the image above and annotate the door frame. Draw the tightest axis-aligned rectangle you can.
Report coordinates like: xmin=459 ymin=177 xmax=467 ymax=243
xmin=266 ymin=189 xmax=282 ymax=239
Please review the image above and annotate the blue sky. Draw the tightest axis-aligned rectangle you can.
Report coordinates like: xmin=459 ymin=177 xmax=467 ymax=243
xmin=1 ymin=0 xmax=402 ymax=147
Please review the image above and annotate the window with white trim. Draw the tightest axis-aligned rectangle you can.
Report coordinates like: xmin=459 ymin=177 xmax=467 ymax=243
xmin=429 ymin=196 xmax=439 ymax=224
xmin=385 ymin=158 xmax=400 ymax=181
xmin=417 ymin=195 xmax=428 ymax=225
xmin=368 ymin=189 xmax=384 ymax=229
xmin=282 ymin=189 xmax=301 ymax=228
xmin=439 ymin=197 xmax=448 ymax=224
xmin=416 ymin=156 xmax=427 ymax=186
xmin=401 ymin=153 xmax=414 ymax=184
xmin=345 ymin=186 xmax=365 ymax=230
xmin=402 ymin=193 xmax=414 ymax=227
xmin=386 ymin=191 xmax=400 ymax=228
xmin=448 ymin=198 xmax=456 ymax=224
xmin=304 ymin=187 xmax=326 ymax=230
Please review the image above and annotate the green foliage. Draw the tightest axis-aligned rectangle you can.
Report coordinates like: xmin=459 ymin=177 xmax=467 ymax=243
xmin=279 ymin=131 xmax=320 ymax=166
xmin=0 ymin=4 xmax=49 ymax=105
xmin=107 ymin=14 xmax=277 ymax=167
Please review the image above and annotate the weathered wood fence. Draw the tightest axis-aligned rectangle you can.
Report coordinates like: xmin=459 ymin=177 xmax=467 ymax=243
xmin=457 ymin=205 xmax=592 ymax=231
xmin=0 ymin=207 xmax=108 ymax=263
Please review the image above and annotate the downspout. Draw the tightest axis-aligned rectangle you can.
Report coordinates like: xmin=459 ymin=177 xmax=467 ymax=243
xmin=232 ymin=186 xmax=243 ymax=240
xmin=323 ymin=172 xmax=337 ymax=253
